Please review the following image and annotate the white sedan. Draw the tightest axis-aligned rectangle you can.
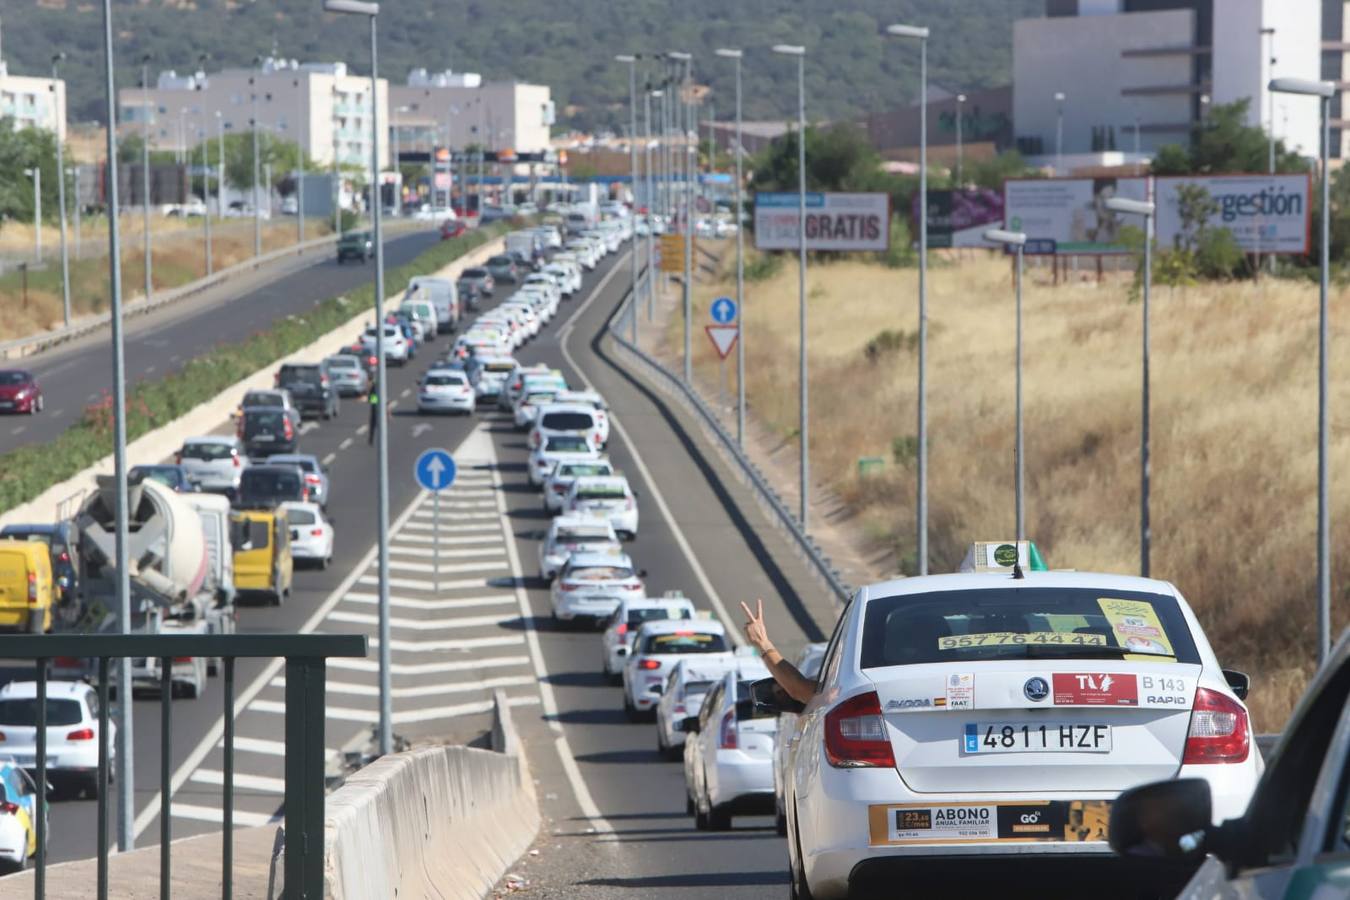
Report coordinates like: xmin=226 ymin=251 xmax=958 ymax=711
xmin=772 ymin=570 xmax=1263 ymax=900
xmin=549 ymin=551 xmax=645 ymax=625
xmin=537 ymin=514 xmax=622 ymax=581
xmin=600 ymin=593 xmax=697 ymax=681
xmin=544 ymin=458 xmax=615 ymax=513
xmin=563 ymin=475 xmax=639 ymax=539
xmin=280 ymin=500 xmax=334 ymax=569
xmin=655 ymin=657 xmax=735 ymax=760
xmin=622 ymin=619 xmax=734 ymax=720
xmin=418 ymin=369 xmax=476 ymax=415
xmin=683 ymin=655 xmax=778 ymax=831
xmin=514 ymin=389 xmax=562 ymax=430
xmin=528 ymin=433 xmax=598 ymax=487
xmin=361 ymin=323 xmax=410 ymax=364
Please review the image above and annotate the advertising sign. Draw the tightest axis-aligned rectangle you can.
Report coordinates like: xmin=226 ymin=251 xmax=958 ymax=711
xmin=1004 ymin=177 xmax=1150 ymax=254
xmin=1155 ymin=174 xmax=1310 ymax=255
xmin=923 ymin=188 xmax=1005 ymax=248
xmin=754 ymin=192 xmax=890 ymax=252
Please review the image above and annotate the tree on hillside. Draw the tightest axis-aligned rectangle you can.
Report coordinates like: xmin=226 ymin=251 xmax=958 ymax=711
xmin=1151 ymin=99 xmax=1307 ymax=175
xmin=0 ymin=118 xmax=65 ymax=229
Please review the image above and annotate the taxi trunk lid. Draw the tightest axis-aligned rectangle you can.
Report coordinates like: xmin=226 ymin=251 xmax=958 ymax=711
xmin=868 ymin=661 xmax=1201 ymax=793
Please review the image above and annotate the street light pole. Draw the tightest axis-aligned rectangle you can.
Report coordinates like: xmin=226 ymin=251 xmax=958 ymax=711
xmin=98 ymin=0 xmax=136 ymax=854
xmin=955 ymin=93 xmax=965 ymax=187
xmin=1263 ymin=26 xmax=1277 ymax=275
xmin=716 ymin=48 xmax=745 ymax=447
xmin=216 ymin=111 xmax=225 ymax=224
xmin=983 ymin=229 xmax=1028 ymax=540
xmin=52 ymin=52 xmax=71 ymax=327
xmin=668 ymin=51 xmax=693 ymax=382
xmin=141 ymin=55 xmax=153 ymax=300
xmin=1054 ymin=91 xmax=1066 ymax=174
xmin=888 ymin=23 xmax=930 ymax=574
xmin=24 ymin=168 xmax=41 ymax=263
xmin=201 ymin=129 xmax=213 ymax=274
xmin=1105 ymin=196 xmax=1156 ymax=577
xmin=617 ymin=54 xmax=639 ymax=343
xmin=251 ymin=58 xmax=262 ymax=257
xmin=325 ymin=0 xmax=392 ymax=751
xmin=1270 ymin=76 xmax=1336 ymax=664
xmin=773 ymin=44 xmax=809 ymax=527
xmin=644 ymin=84 xmax=655 ymax=320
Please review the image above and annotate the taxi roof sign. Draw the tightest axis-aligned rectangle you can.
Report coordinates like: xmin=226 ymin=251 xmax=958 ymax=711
xmin=957 ymin=541 xmax=1047 ymax=574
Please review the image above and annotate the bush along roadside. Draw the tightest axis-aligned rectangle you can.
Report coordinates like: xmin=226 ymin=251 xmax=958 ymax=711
xmin=0 ymin=222 xmax=511 ymax=513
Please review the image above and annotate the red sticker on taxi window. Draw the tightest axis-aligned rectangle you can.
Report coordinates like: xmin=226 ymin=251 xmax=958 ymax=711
xmin=1052 ymin=673 xmax=1138 ymax=706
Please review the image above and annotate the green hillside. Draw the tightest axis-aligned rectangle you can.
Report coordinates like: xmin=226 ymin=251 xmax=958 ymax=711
xmin=3 ymin=0 xmax=1041 ymax=132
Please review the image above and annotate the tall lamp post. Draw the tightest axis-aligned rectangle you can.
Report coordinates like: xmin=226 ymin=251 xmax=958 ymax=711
xmin=955 ymin=93 xmax=966 ymax=187
xmin=982 ymin=229 xmax=1028 ymax=541
xmin=325 ymin=0 xmax=392 ymax=752
xmin=1262 ymin=26 xmax=1277 ymax=275
xmin=667 ymin=51 xmax=692 ymax=382
xmin=51 ymin=52 xmax=72 ymax=327
xmin=772 ymin=43 xmax=809 ymax=527
xmin=715 ymin=47 xmax=746 ymax=447
xmin=644 ymin=83 xmax=657 ymax=319
xmin=1054 ymin=91 xmax=1066 ymax=173
xmin=887 ymin=23 xmax=930 ymax=574
xmin=250 ymin=57 xmax=263 ymax=257
xmin=1270 ymin=75 xmax=1336 ymax=664
xmin=141 ymin=54 xmax=153 ymax=300
xmin=1103 ymin=196 xmax=1155 ymax=577
xmin=616 ymin=54 xmax=640 ymax=343
xmin=23 ymin=168 xmax=41 ymax=262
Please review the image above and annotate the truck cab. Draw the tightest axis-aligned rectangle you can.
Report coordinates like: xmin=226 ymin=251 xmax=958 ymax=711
xmin=230 ymin=510 xmax=293 ymax=606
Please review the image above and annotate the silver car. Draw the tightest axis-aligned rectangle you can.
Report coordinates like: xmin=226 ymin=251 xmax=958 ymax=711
xmin=265 ymin=453 xmax=329 ymax=508
xmin=324 ymin=354 xmax=370 ymax=397
xmin=177 ymin=436 xmax=248 ymax=493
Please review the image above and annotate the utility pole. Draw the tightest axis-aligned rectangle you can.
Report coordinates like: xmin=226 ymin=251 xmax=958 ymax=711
xmin=716 ymin=48 xmax=745 ymax=446
xmin=52 ymin=52 xmax=72 ymax=327
xmin=141 ymin=54 xmax=153 ymax=301
xmin=202 ymin=128 xmax=212 ymax=274
xmin=617 ymin=54 xmax=639 ymax=343
xmin=251 ymin=57 xmax=262 ymax=257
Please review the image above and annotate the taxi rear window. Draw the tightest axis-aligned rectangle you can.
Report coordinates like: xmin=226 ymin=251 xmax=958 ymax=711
xmin=627 ymin=608 xmax=692 ymax=626
xmin=859 ymin=588 xmax=1200 ymax=668
xmin=642 ymin=632 xmax=729 ymax=654
xmin=560 ymin=463 xmax=612 ymax=478
xmin=577 ymin=485 xmax=625 ymax=500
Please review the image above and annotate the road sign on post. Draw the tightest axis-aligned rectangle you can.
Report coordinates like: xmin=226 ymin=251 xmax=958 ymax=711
xmin=710 ymin=296 xmax=737 ymax=324
xmin=706 ymin=325 xmax=739 ymax=359
xmin=414 ymin=448 xmax=456 ymax=594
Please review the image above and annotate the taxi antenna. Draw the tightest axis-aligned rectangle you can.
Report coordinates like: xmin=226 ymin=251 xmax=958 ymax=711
xmin=1012 ymin=548 xmax=1025 ymax=580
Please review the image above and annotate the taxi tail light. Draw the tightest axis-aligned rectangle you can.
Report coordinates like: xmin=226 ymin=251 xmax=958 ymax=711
xmin=625 ymin=497 xmax=635 ymax=510
xmin=557 ymin=582 xmax=580 ymax=592
xmin=1182 ymin=688 xmax=1250 ymax=765
xmin=0 ymin=731 xmax=6 ymax=742
xmin=66 ymin=728 xmax=95 ymax=741
xmin=58 ymin=551 xmax=69 ymax=563
xmin=718 ymin=708 xmax=738 ymax=750
xmin=174 ymin=452 xmax=182 ymax=464
xmin=54 ymin=657 xmax=80 ymax=669
xmin=824 ymin=691 xmax=894 ymax=769
xmin=673 ymin=703 xmax=686 ymax=715
xmin=638 ymin=659 xmax=661 ymax=670
xmin=624 ymin=581 xmax=642 ymax=591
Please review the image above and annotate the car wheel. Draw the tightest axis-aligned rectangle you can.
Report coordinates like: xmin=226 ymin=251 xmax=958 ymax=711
xmin=789 ymin=809 xmax=815 ymax=900
xmin=624 ymin=694 xmax=640 ymax=722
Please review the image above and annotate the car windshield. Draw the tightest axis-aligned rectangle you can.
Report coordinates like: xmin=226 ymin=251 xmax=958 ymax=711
xmin=0 ymin=531 xmax=52 ymax=546
xmin=130 ymin=466 xmax=184 ymax=488
xmin=463 ymin=268 xmax=487 ymax=278
xmin=682 ymin=680 xmax=715 ymax=698
xmin=279 ymin=366 xmax=321 ymax=384
xmin=182 ymin=442 xmax=233 ymax=461
xmin=485 ymin=362 xmax=515 ymax=373
xmin=541 ymin=412 xmax=594 ymax=431
xmin=488 ymin=256 xmax=513 ymax=266
xmin=641 ymin=632 xmax=729 ymax=654
xmin=566 ymin=566 xmax=633 ymax=581
xmin=0 ymin=372 xmax=30 ymax=386
xmin=327 ymin=357 xmax=358 ymax=370
xmin=0 ymin=698 xmax=84 ymax=727
xmin=559 ymin=463 xmax=612 ymax=479
xmin=545 ymin=436 xmax=590 ymax=453
xmin=425 ymin=374 xmax=466 ymax=386
xmin=523 ymin=392 xmax=557 ymax=406
xmin=577 ymin=485 xmax=626 ymax=500
xmin=627 ymin=608 xmax=691 ymax=626
xmin=556 ymin=527 xmax=613 ymax=544
xmin=859 ymin=587 xmax=1201 ymax=668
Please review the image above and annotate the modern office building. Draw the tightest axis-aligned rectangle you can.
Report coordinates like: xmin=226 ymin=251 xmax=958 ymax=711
xmin=118 ymin=57 xmax=388 ymax=168
xmin=388 ymin=69 xmax=554 ymax=158
xmin=0 ymin=59 xmax=66 ymax=141
xmin=1013 ymin=0 xmax=1324 ymax=170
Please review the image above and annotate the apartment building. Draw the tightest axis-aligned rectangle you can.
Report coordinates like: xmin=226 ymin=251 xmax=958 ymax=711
xmin=0 ymin=60 xmax=66 ymax=141
xmin=389 ymin=68 xmax=554 ymax=158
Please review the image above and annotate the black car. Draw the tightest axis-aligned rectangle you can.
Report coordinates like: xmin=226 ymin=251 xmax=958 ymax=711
xmin=234 ymin=464 xmax=308 ymax=510
xmin=276 ymin=362 xmax=340 ymax=420
xmin=336 ymin=231 xmax=373 ymax=264
xmin=240 ymin=407 xmax=297 ymax=458
xmin=0 ymin=523 xmax=79 ymax=604
xmin=129 ymin=464 xmax=199 ymax=493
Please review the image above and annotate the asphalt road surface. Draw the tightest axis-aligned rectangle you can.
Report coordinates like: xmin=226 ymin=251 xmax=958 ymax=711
xmin=0 ymin=227 xmax=441 ymax=455
xmin=32 ymin=241 xmax=840 ymax=899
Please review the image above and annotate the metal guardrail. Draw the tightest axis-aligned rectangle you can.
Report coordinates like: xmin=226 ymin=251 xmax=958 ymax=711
xmin=604 ymin=275 xmax=853 ymax=605
xmin=0 ymin=632 xmax=366 ymax=900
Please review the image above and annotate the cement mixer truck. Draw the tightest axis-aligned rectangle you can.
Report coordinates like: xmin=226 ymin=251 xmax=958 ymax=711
xmin=57 ymin=475 xmax=236 ymax=698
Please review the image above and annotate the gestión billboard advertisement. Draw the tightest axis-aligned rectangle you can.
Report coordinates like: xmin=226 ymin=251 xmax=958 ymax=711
xmin=1155 ymin=174 xmax=1310 ymax=255
xmin=754 ymin=192 xmax=891 ymax=252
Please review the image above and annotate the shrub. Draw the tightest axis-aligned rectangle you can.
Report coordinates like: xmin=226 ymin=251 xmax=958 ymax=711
xmin=865 ymin=329 xmax=916 ymax=363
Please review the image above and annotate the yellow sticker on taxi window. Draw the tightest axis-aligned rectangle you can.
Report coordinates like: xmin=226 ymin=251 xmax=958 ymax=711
xmin=937 ymin=632 xmax=1106 ymax=650
xmin=1096 ymin=598 xmax=1175 ymax=657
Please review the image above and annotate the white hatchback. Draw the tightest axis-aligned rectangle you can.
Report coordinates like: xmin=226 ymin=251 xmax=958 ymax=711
xmin=549 ymin=551 xmax=645 ymax=625
xmin=280 ymin=500 xmax=334 ymax=569
xmin=773 ymin=571 xmax=1263 ymax=900
xmin=418 ymin=368 xmax=475 ymax=415
xmin=528 ymin=433 xmax=598 ymax=487
xmin=0 ymin=680 xmax=114 ymax=797
xmin=623 ymin=619 xmax=734 ymax=719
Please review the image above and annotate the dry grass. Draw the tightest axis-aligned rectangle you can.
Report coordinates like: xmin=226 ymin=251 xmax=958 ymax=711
xmin=670 ymin=248 xmax=1348 ymax=732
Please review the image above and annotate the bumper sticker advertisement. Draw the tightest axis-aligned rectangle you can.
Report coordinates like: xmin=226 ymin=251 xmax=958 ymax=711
xmin=868 ymin=801 xmax=1110 ymax=846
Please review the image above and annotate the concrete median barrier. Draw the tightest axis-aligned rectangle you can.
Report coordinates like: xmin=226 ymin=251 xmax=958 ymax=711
xmin=323 ymin=690 xmax=539 ymax=900
xmin=0 ymin=236 xmax=503 ymax=531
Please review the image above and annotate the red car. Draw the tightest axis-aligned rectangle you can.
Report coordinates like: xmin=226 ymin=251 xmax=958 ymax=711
xmin=0 ymin=370 xmax=43 ymax=414
xmin=440 ymin=219 xmax=468 ymax=240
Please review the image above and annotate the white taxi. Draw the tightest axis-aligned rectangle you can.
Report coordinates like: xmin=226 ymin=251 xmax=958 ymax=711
xmin=544 ymin=458 xmax=615 ymax=513
xmin=656 ymin=657 xmax=736 ymax=760
xmin=549 ymin=551 xmax=645 ymax=625
xmin=771 ymin=570 xmax=1261 ymax=900
xmin=623 ymin=619 xmax=734 ymax=720
xmin=600 ymin=593 xmax=697 ymax=681
xmin=563 ymin=475 xmax=639 ymax=539
xmin=537 ymin=515 xmax=622 ymax=581
xmin=527 ymin=433 xmax=597 ymax=487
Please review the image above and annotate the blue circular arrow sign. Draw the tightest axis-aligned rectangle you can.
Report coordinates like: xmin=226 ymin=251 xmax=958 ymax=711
xmin=414 ymin=448 xmax=457 ymax=492
xmin=710 ymin=296 xmax=737 ymax=324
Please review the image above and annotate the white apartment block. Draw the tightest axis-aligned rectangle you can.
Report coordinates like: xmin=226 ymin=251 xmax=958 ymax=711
xmin=0 ymin=61 xmax=66 ymax=141
xmin=1014 ymin=0 xmax=1324 ymax=169
xmin=389 ymin=69 xmax=554 ymax=158
xmin=118 ymin=57 xmax=387 ymax=169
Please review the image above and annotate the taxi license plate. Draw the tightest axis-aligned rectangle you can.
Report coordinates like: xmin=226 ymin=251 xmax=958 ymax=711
xmin=964 ymin=722 xmax=1111 ymax=754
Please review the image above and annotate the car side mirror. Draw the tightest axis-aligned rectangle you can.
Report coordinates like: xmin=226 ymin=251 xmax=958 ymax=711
xmin=637 ymin=569 xmax=649 ymax=579
xmin=678 ymin=716 xmax=700 ymax=734
xmin=1108 ymin=778 xmax=1212 ymax=860
xmin=289 ymin=529 xmax=300 ymax=541
xmin=1222 ymin=669 xmax=1250 ymax=702
xmin=646 ymin=683 xmax=663 ymax=695
xmin=615 ymin=647 xmax=627 ymax=656
xmin=749 ymin=677 xmax=804 ymax=717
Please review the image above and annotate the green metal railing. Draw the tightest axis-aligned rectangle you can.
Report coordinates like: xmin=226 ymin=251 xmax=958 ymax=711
xmin=0 ymin=633 xmax=366 ymax=900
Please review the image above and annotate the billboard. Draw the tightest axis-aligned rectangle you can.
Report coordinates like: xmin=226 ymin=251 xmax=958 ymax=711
xmin=1004 ymin=175 xmax=1312 ymax=256
xmin=1155 ymin=174 xmax=1310 ymax=255
xmin=923 ymin=188 xmax=1005 ymax=248
xmin=754 ymin=192 xmax=890 ymax=252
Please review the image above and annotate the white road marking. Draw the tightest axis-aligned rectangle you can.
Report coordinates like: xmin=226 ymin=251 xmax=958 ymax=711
xmin=327 ymin=655 xmax=529 ymax=676
xmin=326 ymin=609 xmax=515 ymax=630
xmin=322 ymin=452 xmax=337 ymax=466
xmin=400 ymin=516 xmax=499 ymax=531
xmin=387 ymin=545 xmax=505 ymax=559
xmin=355 ymin=573 xmax=501 ymax=592
xmin=391 ymin=695 xmax=539 ymax=725
xmin=50 ymin=409 xmax=63 ymax=418
xmin=170 ymin=354 xmax=181 ymax=364
xmin=145 ymin=365 xmax=156 ymax=374
xmin=365 ymin=635 xmax=524 ymax=652
xmin=10 ymin=426 xmax=24 ymax=436
xmin=191 ymin=769 xmax=286 ymax=794
xmin=356 ymin=425 xmax=368 ymax=435
xmin=272 ymin=674 xmax=535 ymax=699
xmin=339 ymin=591 xmax=514 ymax=610
xmin=390 ymin=533 xmax=504 ymax=545
xmin=171 ymin=804 xmax=279 ymax=828
xmin=339 ymin=437 xmax=353 ymax=450
xmin=223 ymin=736 xmax=339 ymax=758
xmin=386 ymin=558 xmax=507 ymax=575
xmin=400 ymin=388 xmax=411 ymax=398
xmin=299 ymin=421 xmax=318 ymax=435
xmin=412 ymin=423 xmax=432 ymax=438
xmin=388 ymin=400 xmax=399 ymax=410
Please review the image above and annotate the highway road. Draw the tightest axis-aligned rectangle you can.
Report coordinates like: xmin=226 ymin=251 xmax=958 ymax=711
xmin=32 ymin=237 xmax=840 ymax=898
xmin=0 ymin=227 xmax=441 ymax=455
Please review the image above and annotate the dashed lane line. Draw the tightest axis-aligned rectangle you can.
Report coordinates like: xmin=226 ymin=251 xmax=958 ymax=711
xmin=339 ymin=437 xmax=353 ymax=450
xmin=326 ymin=610 xmax=517 ymax=630
xmin=326 ymin=655 xmax=530 ymax=676
xmin=271 ymin=674 xmax=536 ymax=699
xmin=322 ymin=452 xmax=337 ymax=466
xmin=189 ymin=769 xmax=286 ymax=794
xmin=171 ymin=804 xmax=277 ymax=828
xmin=338 ymin=592 xmax=515 ymax=610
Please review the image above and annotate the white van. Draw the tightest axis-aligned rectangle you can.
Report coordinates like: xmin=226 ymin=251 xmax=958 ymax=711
xmin=404 ymin=277 xmax=460 ymax=333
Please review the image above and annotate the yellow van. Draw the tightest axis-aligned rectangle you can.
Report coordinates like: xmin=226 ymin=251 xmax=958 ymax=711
xmin=0 ymin=540 xmax=53 ymax=633
xmin=230 ymin=510 xmax=293 ymax=606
